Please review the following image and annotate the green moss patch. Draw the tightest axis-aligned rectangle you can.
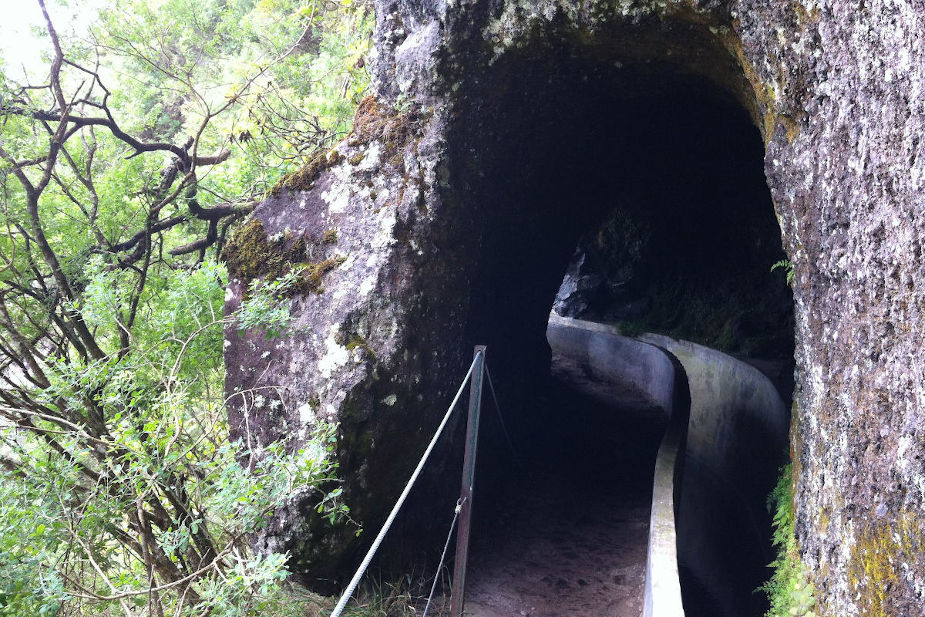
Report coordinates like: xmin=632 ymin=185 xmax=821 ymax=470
xmin=348 ymin=96 xmax=423 ymax=168
xmin=301 ymin=256 xmax=347 ymax=294
xmin=222 ymin=219 xmax=306 ymax=282
xmin=344 ymin=335 xmax=375 ymax=360
xmin=222 ymin=219 xmax=346 ymax=296
xmin=269 ymin=149 xmax=345 ymax=196
xmin=849 ymin=508 xmax=924 ymax=617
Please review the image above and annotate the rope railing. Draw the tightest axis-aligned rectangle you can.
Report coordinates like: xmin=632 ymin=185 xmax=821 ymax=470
xmin=329 ymin=349 xmax=485 ymax=617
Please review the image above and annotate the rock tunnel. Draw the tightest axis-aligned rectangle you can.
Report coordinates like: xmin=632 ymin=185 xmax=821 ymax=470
xmin=225 ymin=15 xmax=795 ymax=617
xmin=223 ymin=0 xmax=925 ymax=614
xmin=441 ymin=33 xmax=794 ymax=617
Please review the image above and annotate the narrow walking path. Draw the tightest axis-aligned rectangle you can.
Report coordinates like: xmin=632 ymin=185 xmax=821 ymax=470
xmin=462 ymin=386 xmax=664 ymax=617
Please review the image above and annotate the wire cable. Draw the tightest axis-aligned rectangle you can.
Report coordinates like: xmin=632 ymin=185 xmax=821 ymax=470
xmin=329 ymin=352 xmax=483 ymax=617
xmin=484 ymin=363 xmax=521 ymax=467
xmin=421 ymin=498 xmax=465 ymax=617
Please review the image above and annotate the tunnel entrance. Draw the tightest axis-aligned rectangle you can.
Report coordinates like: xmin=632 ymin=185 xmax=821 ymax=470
xmin=446 ymin=32 xmax=794 ymax=617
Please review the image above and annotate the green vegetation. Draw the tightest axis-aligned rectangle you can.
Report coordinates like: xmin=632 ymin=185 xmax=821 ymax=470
xmin=270 ymin=149 xmax=346 ymax=196
xmin=223 ymin=219 xmax=310 ymax=283
xmin=340 ymin=575 xmax=427 ymax=617
xmin=237 ymin=268 xmax=305 ymax=337
xmin=0 ymin=0 xmax=372 ymax=614
xmin=222 ymin=218 xmax=346 ymax=296
xmin=771 ymin=259 xmax=795 ymax=286
xmin=760 ymin=464 xmax=817 ymax=617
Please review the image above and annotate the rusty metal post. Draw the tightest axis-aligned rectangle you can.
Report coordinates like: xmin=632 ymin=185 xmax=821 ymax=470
xmin=450 ymin=345 xmax=486 ymax=617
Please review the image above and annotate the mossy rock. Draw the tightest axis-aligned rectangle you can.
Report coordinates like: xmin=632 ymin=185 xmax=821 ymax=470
xmin=345 ymin=335 xmax=376 ymax=360
xmin=848 ymin=508 xmax=925 ymax=617
xmin=269 ymin=149 xmax=345 ymax=197
xmin=222 ymin=219 xmax=346 ymax=296
xmin=348 ymin=96 xmax=425 ymax=168
xmin=222 ymin=219 xmax=306 ymax=283
xmin=298 ymin=256 xmax=348 ymax=295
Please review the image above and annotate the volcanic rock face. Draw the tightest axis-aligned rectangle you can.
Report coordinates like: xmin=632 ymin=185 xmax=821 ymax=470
xmin=224 ymin=0 xmax=925 ymax=613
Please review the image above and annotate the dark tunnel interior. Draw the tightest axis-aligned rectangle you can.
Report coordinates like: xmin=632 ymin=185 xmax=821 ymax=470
xmin=440 ymin=40 xmax=795 ymax=617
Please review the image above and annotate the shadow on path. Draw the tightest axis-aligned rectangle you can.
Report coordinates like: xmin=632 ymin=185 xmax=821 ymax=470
xmin=464 ymin=384 xmax=665 ymax=617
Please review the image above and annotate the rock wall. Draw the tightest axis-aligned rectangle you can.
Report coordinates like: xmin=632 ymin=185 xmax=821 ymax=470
xmin=225 ymin=0 xmax=925 ymax=613
xmin=223 ymin=101 xmax=472 ymax=588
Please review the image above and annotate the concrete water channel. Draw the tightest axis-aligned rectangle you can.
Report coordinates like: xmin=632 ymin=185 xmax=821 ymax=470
xmin=457 ymin=316 xmax=789 ymax=617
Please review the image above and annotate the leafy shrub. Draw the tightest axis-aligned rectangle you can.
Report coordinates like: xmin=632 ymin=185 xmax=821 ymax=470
xmin=0 ymin=262 xmax=350 ymax=616
xmin=771 ymin=259 xmax=795 ymax=286
xmin=236 ymin=268 xmax=305 ymax=337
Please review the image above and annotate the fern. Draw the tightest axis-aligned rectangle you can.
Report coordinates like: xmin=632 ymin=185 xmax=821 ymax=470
xmin=760 ymin=464 xmax=817 ymax=617
xmin=771 ymin=260 xmax=795 ymax=286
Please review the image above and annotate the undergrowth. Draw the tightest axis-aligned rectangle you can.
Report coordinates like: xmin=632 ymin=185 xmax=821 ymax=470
xmin=760 ymin=464 xmax=817 ymax=617
xmin=341 ymin=572 xmax=448 ymax=617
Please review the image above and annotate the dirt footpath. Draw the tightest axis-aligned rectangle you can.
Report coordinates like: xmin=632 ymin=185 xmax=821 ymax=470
xmin=461 ymin=395 xmax=662 ymax=617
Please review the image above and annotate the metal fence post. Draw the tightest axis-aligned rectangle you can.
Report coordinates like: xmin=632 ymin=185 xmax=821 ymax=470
xmin=450 ymin=345 xmax=486 ymax=617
